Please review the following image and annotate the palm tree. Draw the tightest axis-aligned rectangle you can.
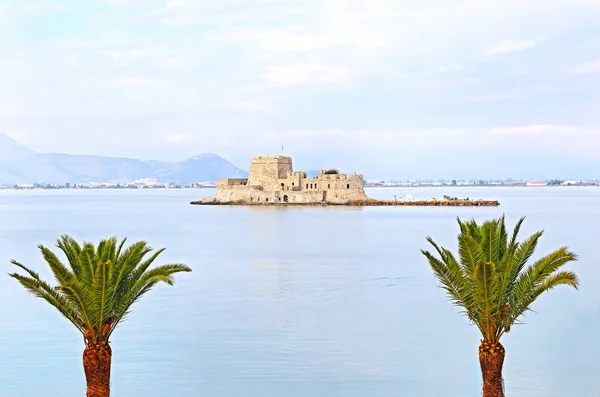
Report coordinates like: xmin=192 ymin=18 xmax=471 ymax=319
xmin=421 ymin=216 xmax=578 ymax=397
xmin=9 ymin=235 xmax=191 ymax=397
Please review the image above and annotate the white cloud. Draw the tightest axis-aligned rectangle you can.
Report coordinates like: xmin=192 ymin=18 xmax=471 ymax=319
xmin=568 ymin=59 xmax=600 ymax=74
xmin=484 ymin=125 xmax=600 ymax=157
xmin=265 ymin=60 xmax=351 ymax=86
xmin=164 ymin=133 xmax=189 ymax=143
xmin=119 ymin=77 xmax=165 ymax=86
xmin=104 ymin=50 xmax=148 ymax=59
xmin=231 ymin=101 xmax=271 ymax=112
xmin=482 ymin=40 xmax=537 ymax=57
xmin=0 ymin=0 xmax=599 ymax=167
xmin=488 ymin=124 xmax=579 ymax=136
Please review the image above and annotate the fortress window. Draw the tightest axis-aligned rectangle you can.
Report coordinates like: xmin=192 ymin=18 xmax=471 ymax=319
xmin=281 ymin=183 xmax=284 ymax=188
xmin=347 ymin=184 xmax=350 ymax=189
xmin=266 ymin=198 xmax=269 ymax=202
xmin=328 ymin=184 xmax=330 ymax=189
xmin=315 ymin=184 xmax=318 ymax=189
xmin=292 ymin=183 xmax=295 ymax=186
xmin=306 ymin=184 xmax=308 ymax=189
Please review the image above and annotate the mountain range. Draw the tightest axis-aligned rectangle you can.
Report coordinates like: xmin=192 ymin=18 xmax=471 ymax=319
xmin=1 ymin=132 xmax=599 ymax=184
xmin=0 ymin=133 xmax=247 ymax=185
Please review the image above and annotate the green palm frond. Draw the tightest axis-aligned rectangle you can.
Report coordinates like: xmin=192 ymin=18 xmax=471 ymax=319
xmin=423 ymin=215 xmax=579 ymax=343
xmin=9 ymin=236 xmax=191 ymax=344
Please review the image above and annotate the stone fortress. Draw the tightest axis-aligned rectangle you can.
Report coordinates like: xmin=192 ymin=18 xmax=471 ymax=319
xmin=192 ymin=155 xmax=500 ymax=207
xmin=202 ymin=155 xmax=368 ymax=204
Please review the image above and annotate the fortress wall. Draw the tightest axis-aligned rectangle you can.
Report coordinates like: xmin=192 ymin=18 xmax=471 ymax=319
xmin=217 ymin=178 xmax=248 ymax=188
xmin=324 ymin=188 xmax=368 ymax=203
xmin=211 ymin=186 xmax=367 ymax=204
xmin=248 ymin=156 xmax=293 ymax=189
xmin=317 ymin=174 xmax=367 ymax=201
xmin=278 ymin=172 xmax=303 ymax=191
xmin=213 ymin=186 xmax=325 ymax=204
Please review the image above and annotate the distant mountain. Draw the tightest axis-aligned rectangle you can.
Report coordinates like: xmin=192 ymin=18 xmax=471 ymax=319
xmin=0 ymin=133 xmax=35 ymax=161
xmin=0 ymin=134 xmax=246 ymax=185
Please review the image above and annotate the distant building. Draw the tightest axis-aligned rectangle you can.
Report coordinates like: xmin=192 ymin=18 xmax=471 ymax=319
xmin=526 ymin=180 xmax=548 ymax=186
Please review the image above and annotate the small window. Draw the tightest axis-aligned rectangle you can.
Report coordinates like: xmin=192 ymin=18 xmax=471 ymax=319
xmin=310 ymin=184 xmax=313 ymax=189
xmin=306 ymin=184 xmax=308 ymax=189
xmin=250 ymin=197 xmax=253 ymax=201
xmin=315 ymin=184 xmax=318 ymax=189
xmin=266 ymin=198 xmax=269 ymax=202
xmin=281 ymin=183 xmax=284 ymax=188
xmin=347 ymin=184 xmax=350 ymax=189
xmin=328 ymin=184 xmax=330 ymax=189
xmin=292 ymin=183 xmax=295 ymax=186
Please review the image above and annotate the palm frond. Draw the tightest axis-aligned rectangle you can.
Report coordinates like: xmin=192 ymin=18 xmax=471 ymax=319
xmin=108 ymin=263 xmax=191 ymax=337
xmin=8 ymin=272 xmax=85 ymax=333
xmin=10 ymin=236 xmax=191 ymax=345
xmin=424 ymin=216 xmax=579 ymax=344
xmin=472 ymin=260 xmax=499 ymax=340
xmin=39 ymin=245 xmax=75 ymax=285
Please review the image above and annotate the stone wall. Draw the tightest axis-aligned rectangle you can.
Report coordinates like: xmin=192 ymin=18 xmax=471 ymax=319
xmin=212 ymin=185 xmax=325 ymax=204
xmin=217 ymin=178 xmax=248 ymax=188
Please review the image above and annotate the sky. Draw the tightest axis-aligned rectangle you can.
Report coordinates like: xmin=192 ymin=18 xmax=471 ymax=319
xmin=0 ymin=0 xmax=599 ymax=179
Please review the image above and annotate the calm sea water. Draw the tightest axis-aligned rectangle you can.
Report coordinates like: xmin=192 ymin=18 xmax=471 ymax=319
xmin=0 ymin=187 xmax=598 ymax=397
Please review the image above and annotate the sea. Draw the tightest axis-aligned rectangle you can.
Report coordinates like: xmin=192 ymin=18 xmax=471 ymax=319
xmin=0 ymin=187 xmax=598 ymax=397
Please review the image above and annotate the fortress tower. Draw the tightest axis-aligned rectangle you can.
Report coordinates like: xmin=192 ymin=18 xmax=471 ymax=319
xmin=247 ymin=156 xmax=293 ymax=189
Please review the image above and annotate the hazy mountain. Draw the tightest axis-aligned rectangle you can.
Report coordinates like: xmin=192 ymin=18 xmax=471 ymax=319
xmin=0 ymin=134 xmax=246 ymax=184
xmin=1 ymin=133 xmax=598 ymax=183
xmin=0 ymin=133 xmax=35 ymax=161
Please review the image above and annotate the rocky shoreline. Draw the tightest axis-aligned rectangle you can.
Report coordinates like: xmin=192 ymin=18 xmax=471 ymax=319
xmin=190 ymin=197 xmax=500 ymax=207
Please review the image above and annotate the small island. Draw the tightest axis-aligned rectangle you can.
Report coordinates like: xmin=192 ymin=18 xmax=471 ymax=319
xmin=190 ymin=155 xmax=500 ymax=207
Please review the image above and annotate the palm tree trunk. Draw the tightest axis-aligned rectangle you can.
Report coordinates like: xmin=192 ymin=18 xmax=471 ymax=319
xmin=479 ymin=340 xmax=505 ymax=397
xmin=83 ymin=342 xmax=112 ymax=397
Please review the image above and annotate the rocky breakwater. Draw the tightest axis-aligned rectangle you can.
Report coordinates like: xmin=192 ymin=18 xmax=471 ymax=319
xmin=190 ymin=195 xmax=500 ymax=207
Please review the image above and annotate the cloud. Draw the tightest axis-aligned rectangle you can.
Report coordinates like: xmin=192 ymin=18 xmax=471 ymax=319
xmin=568 ymin=59 xmax=600 ymax=74
xmin=104 ymin=50 xmax=148 ymax=59
xmin=482 ymin=40 xmax=537 ymax=57
xmin=0 ymin=0 xmax=599 ymax=172
xmin=484 ymin=125 xmax=600 ymax=157
xmin=265 ymin=60 xmax=351 ymax=87
xmin=119 ymin=77 xmax=165 ymax=87
xmin=164 ymin=133 xmax=189 ymax=143
xmin=487 ymin=124 xmax=579 ymax=136
xmin=231 ymin=101 xmax=271 ymax=112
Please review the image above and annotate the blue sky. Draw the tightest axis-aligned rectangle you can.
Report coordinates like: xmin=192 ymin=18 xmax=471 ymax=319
xmin=0 ymin=0 xmax=599 ymax=179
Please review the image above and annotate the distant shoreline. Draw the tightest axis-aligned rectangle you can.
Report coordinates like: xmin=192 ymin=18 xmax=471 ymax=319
xmin=0 ymin=185 xmax=598 ymax=191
